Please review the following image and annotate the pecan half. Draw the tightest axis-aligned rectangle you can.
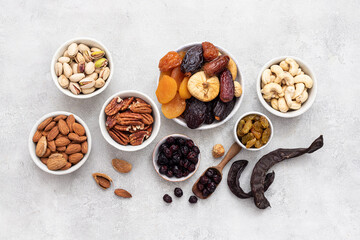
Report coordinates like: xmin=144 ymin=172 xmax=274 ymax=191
xmin=116 ymin=112 xmax=144 ymax=126
xmin=129 ymin=98 xmax=152 ymax=114
xmin=106 ymin=115 xmax=117 ymax=129
xmin=145 ymin=125 xmax=153 ymax=135
xmin=129 ymin=124 xmax=145 ymax=133
xmin=109 ymin=128 xmax=129 ymax=145
xmin=141 ymin=113 xmax=154 ymax=125
xmin=114 ymin=124 xmax=132 ymax=132
xmin=119 ymin=97 xmax=135 ymax=111
xmin=129 ymin=131 xmax=149 ymax=146
xmin=105 ymin=97 xmax=123 ymax=116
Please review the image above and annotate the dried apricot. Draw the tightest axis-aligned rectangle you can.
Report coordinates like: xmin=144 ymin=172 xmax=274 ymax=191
xmin=179 ymin=77 xmax=192 ymax=99
xmin=159 ymin=70 xmax=171 ymax=81
xmin=202 ymin=42 xmax=218 ymax=61
xmin=161 ymin=93 xmax=186 ymax=119
xmin=158 ymin=51 xmax=182 ymax=72
xmin=156 ymin=75 xmax=177 ymax=104
xmin=171 ymin=66 xmax=184 ymax=90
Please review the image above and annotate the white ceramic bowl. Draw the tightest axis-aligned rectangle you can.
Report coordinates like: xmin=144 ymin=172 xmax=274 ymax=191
xmin=28 ymin=111 xmax=92 ymax=175
xmin=233 ymin=111 xmax=273 ymax=151
xmin=256 ymin=56 xmax=317 ymax=118
xmin=51 ymin=37 xmax=114 ymax=99
xmin=99 ymin=90 xmax=161 ymax=152
xmin=159 ymin=42 xmax=244 ymax=130
xmin=152 ymin=134 xmax=201 ymax=182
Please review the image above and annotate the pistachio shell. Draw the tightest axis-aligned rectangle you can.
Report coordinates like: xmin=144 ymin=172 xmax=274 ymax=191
xmin=77 ymin=62 xmax=85 ymax=73
xmin=69 ymin=73 xmax=85 ymax=82
xmin=79 ymin=78 xmax=95 ymax=89
xmin=91 ymin=51 xmax=105 ymax=59
xmin=95 ymin=58 xmax=108 ymax=68
xmin=85 ymin=62 xmax=95 ymax=75
xmin=88 ymin=72 xmax=98 ymax=80
xmin=82 ymin=50 xmax=93 ymax=62
xmin=58 ymin=75 xmax=69 ymax=88
xmin=78 ymin=43 xmax=90 ymax=53
xmin=94 ymin=78 xmax=105 ymax=88
xmin=63 ymin=62 xmax=72 ymax=78
xmin=72 ymin=63 xmax=78 ymax=74
xmin=91 ymin=47 xmax=102 ymax=52
xmin=55 ymin=62 xmax=63 ymax=77
xmin=63 ymin=50 xmax=70 ymax=58
xmin=75 ymin=53 xmax=85 ymax=63
xmin=58 ymin=56 xmax=70 ymax=63
xmin=99 ymin=67 xmax=110 ymax=80
xmin=69 ymin=82 xmax=81 ymax=95
xmin=82 ymin=87 xmax=95 ymax=94
xmin=67 ymin=43 xmax=78 ymax=57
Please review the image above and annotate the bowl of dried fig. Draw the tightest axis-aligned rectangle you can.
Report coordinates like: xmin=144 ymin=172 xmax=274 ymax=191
xmin=155 ymin=42 xmax=244 ymax=130
xmin=28 ymin=111 xmax=92 ymax=175
xmin=99 ymin=90 xmax=161 ymax=152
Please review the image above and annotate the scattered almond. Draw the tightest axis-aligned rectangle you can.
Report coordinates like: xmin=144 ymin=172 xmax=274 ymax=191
xmin=112 ymin=159 xmax=132 ymax=173
xmin=92 ymin=173 xmax=112 ymax=189
xmin=114 ymin=189 xmax=132 ymax=198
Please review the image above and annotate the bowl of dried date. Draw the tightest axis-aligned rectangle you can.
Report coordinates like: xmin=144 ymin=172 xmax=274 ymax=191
xmin=155 ymin=41 xmax=244 ymax=130
xmin=51 ymin=37 xmax=113 ymax=99
xmin=28 ymin=111 xmax=92 ymax=175
xmin=153 ymin=134 xmax=201 ymax=182
xmin=99 ymin=90 xmax=161 ymax=152
xmin=234 ymin=112 xmax=273 ymax=151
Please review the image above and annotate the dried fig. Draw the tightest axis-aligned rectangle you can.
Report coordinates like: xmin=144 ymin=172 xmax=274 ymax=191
xmin=187 ymin=71 xmax=220 ymax=102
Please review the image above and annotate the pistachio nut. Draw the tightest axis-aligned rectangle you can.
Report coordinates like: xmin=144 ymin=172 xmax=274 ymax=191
xmin=91 ymin=47 xmax=102 ymax=52
xmin=58 ymin=75 xmax=69 ymax=89
xmin=95 ymin=58 xmax=108 ymax=69
xmin=88 ymin=72 xmax=98 ymax=80
xmin=79 ymin=77 xmax=95 ymax=89
xmin=82 ymin=50 xmax=93 ymax=62
xmin=82 ymin=87 xmax=96 ymax=95
xmin=75 ymin=52 xmax=85 ymax=63
xmin=78 ymin=43 xmax=90 ymax=53
xmin=63 ymin=50 xmax=70 ymax=58
xmin=69 ymin=73 xmax=85 ymax=82
xmin=78 ymin=62 xmax=85 ymax=73
xmin=69 ymin=82 xmax=81 ymax=95
xmin=95 ymin=68 xmax=101 ymax=73
xmin=55 ymin=62 xmax=63 ymax=77
xmin=67 ymin=43 xmax=78 ymax=58
xmin=63 ymin=62 xmax=73 ymax=78
xmin=91 ymin=51 xmax=105 ymax=59
xmin=58 ymin=56 xmax=70 ymax=63
xmin=85 ymin=62 xmax=95 ymax=75
xmin=94 ymin=78 xmax=105 ymax=88
xmin=99 ymin=67 xmax=110 ymax=80
xmin=72 ymin=63 xmax=78 ymax=74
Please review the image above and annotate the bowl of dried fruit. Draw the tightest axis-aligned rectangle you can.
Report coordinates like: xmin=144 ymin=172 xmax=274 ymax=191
xmin=155 ymin=41 xmax=244 ymax=130
xmin=99 ymin=90 xmax=161 ymax=151
xmin=256 ymin=56 xmax=317 ymax=118
xmin=234 ymin=112 xmax=273 ymax=151
xmin=51 ymin=37 xmax=113 ymax=99
xmin=152 ymin=134 xmax=201 ymax=182
xmin=28 ymin=111 xmax=92 ymax=175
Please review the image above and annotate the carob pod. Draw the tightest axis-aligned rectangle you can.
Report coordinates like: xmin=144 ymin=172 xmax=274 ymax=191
xmin=180 ymin=45 xmax=203 ymax=76
xmin=227 ymin=160 xmax=275 ymax=199
xmin=213 ymin=97 xmax=236 ymax=121
xmin=184 ymin=98 xmax=207 ymax=129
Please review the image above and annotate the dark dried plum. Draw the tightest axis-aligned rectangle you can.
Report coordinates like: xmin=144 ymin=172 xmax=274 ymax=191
xmin=184 ymin=98 xmax=206 ymax=129
xmin=204 ymin=100 xmax=216 ymax=124
xmin=180 ymin=45 xmax=203 ymax=75
xmin=213 ymin=97 xmax=236 ymax=121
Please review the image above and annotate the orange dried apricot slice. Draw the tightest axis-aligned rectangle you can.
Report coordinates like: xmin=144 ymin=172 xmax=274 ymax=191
xmin=179 ymin=77 xmax=191 ymax=99
xmin=161 ymin=93 xmax=186 ymax=119
xmin=156 ymin=75 xmax=177 ymax=104
xmin=159 ymin=70 xmax=171 ymax=81
xmin=170 ymin=66 xmax=184 ymax=90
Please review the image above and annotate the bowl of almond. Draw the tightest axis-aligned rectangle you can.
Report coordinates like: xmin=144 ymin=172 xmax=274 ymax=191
xmin=28 ymin=111 xmax=92 ymax=175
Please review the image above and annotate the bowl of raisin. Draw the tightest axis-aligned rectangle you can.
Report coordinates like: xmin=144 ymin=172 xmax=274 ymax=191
xmin=152 ymin=134 xmax=201 ymax=182
xmin=155 ymin=41 xmax=244 ymax=130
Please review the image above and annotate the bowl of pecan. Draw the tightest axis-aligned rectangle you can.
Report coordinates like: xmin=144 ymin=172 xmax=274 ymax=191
xmin=28 ymin=111 xmax=91 ymax=175
xmin=155 ymin=41 xmax=244 ymax=130
xmin=99 ymin=90 xmax=161 ymax=151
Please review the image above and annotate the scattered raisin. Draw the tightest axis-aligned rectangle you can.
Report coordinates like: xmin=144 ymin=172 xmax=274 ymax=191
xmin=174 ymin=188 xmax=183 ymax=197
xmin=163 ymin=194 xmax=172 ymax=203
xmin=189 ymin=196 xmax=198 ymax=204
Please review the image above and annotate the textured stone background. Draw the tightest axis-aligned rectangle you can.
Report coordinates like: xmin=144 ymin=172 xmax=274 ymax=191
xmin=1 ymin=0 xmax=359 ymax=239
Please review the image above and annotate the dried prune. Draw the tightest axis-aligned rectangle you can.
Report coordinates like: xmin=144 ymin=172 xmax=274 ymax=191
xmin=213 ymin=98 xmax=236 ymax=121
xmin=180 ymin=45 xmax=203 ymax=75
xmin=159 ymin=51 xmax=182 ymax=72
xmin=204 ymin=99 xmax=216 ymax=124
xmin=184 ymin=98 xmax=206 ymax=129
xmin=203 ymin=55 xmax=230 ymax=77
xmin=202 ymin=42 xmax=218 ymax=61
xmin=220 ymin=69 xmax=234 ymax=103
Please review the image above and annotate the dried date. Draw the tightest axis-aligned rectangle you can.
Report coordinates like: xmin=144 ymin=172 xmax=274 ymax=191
xmin=184 ymin=98 xmax=206 ymax=129
xmin=180 ymin=45 xmax=203 ymax=76
xmin=203 ymin=55 xmax=230 ymax=77
xmin=220 ymin=69 xmax=234 ymax=103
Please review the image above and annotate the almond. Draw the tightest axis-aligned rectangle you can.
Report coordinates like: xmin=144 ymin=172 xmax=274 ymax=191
xmin=57 ymin=146 xmax=66 ymax=152
xmin=68 ymin=153 xmax=84 ymax=164
xmin=68 ymin=132 xmax=80 ymax=141
xmin=44 ymin=121 xmax=56 ymax=132
xmin=65 ymin=144 xmax=81 ymax=154
xmin=60 ymin=162 xmax=72 ymax=170
xmin=43 ymin=148 xmax=52 ymax=158
xmin=73 ymin=123 xmax=85 ymax=136
xmin=47 ymin=126 xmax=59 ymax=141
xmin=47 ymin=153 xmax=67 ymax=170
xmin=55 ymin=137 xmax=71 ymax=147
xmin=66 ymin=115 xmax=75 ymax=132
xmin=114 ymin=189 xmax=132 ymax=198
xmin=112 ymin=159 xmax=132 ymax=173
xmin=42 ymin=131 xmax=49 ymax=137
xmin=56 ymin=134 xmax=66 ymax=139
xmin=37 ymin=117 xmax=53 ymax=131
xmin=92 ymin=173 xmax=112 ymax=189
xmin=54 ymin=115 xmax=67 ymax=121
xmin=81 ymin=141 xmax=88 ymax=154
xmin=40 ymin=157 xmax=48 ymax=165
xmin=32 ymin=130 xmax=42 ymax=143
xmin=35 ymin=136 xmax=47 ymax=157
xmin=58 ymin=119 xmax=70 ymax=135
xmin=48 ymin=140 xmax=56 ymax=152
xmin=61 ymin=152 xmax=68 ymax=161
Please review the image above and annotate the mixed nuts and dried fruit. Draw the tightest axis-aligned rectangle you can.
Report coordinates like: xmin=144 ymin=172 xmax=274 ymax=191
xmin=55 ymin=42 xmax=111 ymax=95
xmin=104 ymin=96 xmax=154 ymax=146
xmin=156 ymin=41 xmax=242 ymax=129
xmin=261 ymin=58 xmax=313 ymax=112
xmin=33 ymin=114 xmax=88 ymax=170
xmin=236 ymin=114 xmax=271 ymax=148
xmin=156 ymin=136 xmax=200 ymax=179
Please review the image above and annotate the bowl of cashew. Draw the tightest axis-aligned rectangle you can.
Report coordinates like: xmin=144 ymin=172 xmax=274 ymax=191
xmin=256 ymin=56 xmax=317 ymax=118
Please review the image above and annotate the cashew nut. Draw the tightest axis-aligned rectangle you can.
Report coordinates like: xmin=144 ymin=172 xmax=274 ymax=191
xmin=261 ymin=69 xmax=271 ymax=85
xmin=270 ymin=74 xmax=276 ymax=82
xmin=279 ymin=71 xmax=294 ymax=86
xmin=270 ymin=99 xmax=279 ymax=110
xmin=294 ymin=74 xmax=313 ymax=88
xmin=278 ymin=97 xmax=289 ymax=112
xmin=284 ymin=86 xmax=301 ymax=110
xmin=293 ymin=83 xmax=305 ymax=99
xmin=296 ymin=89 xmax=308 ymax=103
xmin=296 ymin=68 xmax=304 ymax=76
xmin=280 ymin=61 xmax=289 ymax=71
xmin=270 ymin=65 xmax=284 ymax=84
xmin=285 ymin=58 xmax=299 ymax=76
xmin=261 ymin=83 xmax=282 ymax=97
